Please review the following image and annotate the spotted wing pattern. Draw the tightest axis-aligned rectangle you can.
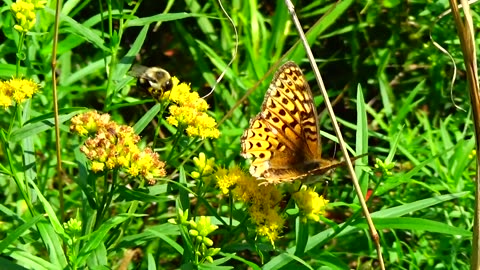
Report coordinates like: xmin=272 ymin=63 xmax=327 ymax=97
xmin=241 ymin=61 xmax=343 ymax=184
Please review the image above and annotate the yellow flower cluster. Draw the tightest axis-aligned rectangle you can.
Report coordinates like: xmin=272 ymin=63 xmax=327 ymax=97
xmin=215 ymin=167 xmax=284 ymax=244
xmin=469 ymin=149 xmax=476 ymax=159
xmin=292 ymin=187 xmax=329 ymax=223
xmin=191 ymin=152 xmax=216 ymax=185
xmin=189 ymin=215 xmax=221 ymax=263
xmin=169 ymin=209 xmax=221 ymax=263
xmin=164 ymin=77 xmax=220 ymax=139
xmin=70 ymin=111 xmax=166 ymax=184
xmin=0 ymin=78 xmax=39 ymax=108
xmin=374 ymin=158 xmax=394 ymax=176
xmin=10 ymin=0 xmax=46 ymax=33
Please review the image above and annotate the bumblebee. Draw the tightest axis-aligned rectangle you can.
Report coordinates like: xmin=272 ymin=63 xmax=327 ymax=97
xmin=128 ymin=65 xmax=173 ymax=101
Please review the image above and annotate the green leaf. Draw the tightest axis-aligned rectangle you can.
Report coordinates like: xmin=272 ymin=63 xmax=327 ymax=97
xmin=0 ymin=215 xmax=43 ymax=253
xmin=264 ymin=192 xmax=468 ymax=268
xmin=77 ymin=214 xmax=137 ymax=265
xmin=10 ymin=109 xmax=86 ymax=142
xmin=126 ymin=13 xmax=201 ymax=27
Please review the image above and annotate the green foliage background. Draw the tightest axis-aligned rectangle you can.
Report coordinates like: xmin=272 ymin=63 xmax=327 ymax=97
xmin=0 ymin=0 xmax=476 ymax=269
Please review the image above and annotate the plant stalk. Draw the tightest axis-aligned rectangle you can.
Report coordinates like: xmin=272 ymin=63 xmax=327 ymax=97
xmin=51 ymin=0 xmax=64 ymax=222
xmin=447 ymin=0 xmax=480 ymax=268
xmin=284 ymin=0 xmax=386 ymax=269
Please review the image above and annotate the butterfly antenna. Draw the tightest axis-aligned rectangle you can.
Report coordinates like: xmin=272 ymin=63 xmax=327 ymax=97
xmin=332 ymin=142 xmax=338 ymax=160
xmin=284 ymin=1 xmax=385 ymax=269
xmin=322 ymin=180 xmax=329 ymax=198
xmin=202 ymin=0 xmax=239 ymax=99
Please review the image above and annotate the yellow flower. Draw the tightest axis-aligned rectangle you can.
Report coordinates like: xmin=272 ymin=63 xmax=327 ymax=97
xmin=293 ymin=187 xmax=329 ymax=223
xmin=127 ymin=164 xmax=139 ymax=176
xmin=172 ymin=211 xmax=221 ymax=264
xmin=185 ymin=113 xmax=220 ymax=139
xmin=0 ymin=94 xmax=12 ymax=108
xmin=91 ymin=161 xmax=105 ymax=173
xmin=0 ymin=82 xmax=12 ymax=108
xmin=70 ymin=111 xmax=112 ymax=136
xmin=192 ymin=152 xmax=216 ymax=184
xmin=167 ymin=105 xmax=196 ymax=126
xmin=162 ymin=76 xmax=219 ymax=139
xmin=71 ymin=111 xmax=166 ymax=184
xmin=129 ymin=148 xmax=166 ymax=184
xmin=162 ymin=77 xmax=191 ymax=104
xmin=215 ymin=167 xmax=237 ymax=194
xmin=234 ymin=174 xmax=281 ymax=207
xmin=254 ymin=208 xmax=284 ymax=245
xmin=64 ymin=218 xmax=82 ymax=235
xmin=469 ymin=150 xmax=476 ymax=159
xmin=11 ymin=0 xmax=42 ymax=33
xmin=374 ymin=158 xmax=395 ymax=176
xmin=215 ymin=167 xmax=284 ymax=244
xmin=190 ymin=216 xmax=218 ymax=238
xmin=0 ymin=78 xmax=39 ymax=108
xmin=193 ymin=152 xmax=215 ymax=176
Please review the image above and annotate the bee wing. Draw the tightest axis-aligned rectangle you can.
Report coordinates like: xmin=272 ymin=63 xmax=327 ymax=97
xmin=128 ymin=65 xmax=150 ymax=78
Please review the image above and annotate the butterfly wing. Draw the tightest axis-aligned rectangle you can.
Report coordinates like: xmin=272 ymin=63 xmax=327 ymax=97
xmin=241 ymin=61 xmax=332 ymax=183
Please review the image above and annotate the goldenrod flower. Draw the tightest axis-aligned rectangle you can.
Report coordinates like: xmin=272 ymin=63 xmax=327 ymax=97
xmin=192 ymin=152 xmax=215 ymax=176
xmin=70 ymin=111 xmax=112 ymax=136
xmin=90 ymin=161 xmax=105 ymax=173
xmin=162 ymin=77 xmax=192 ymax=104
xmin=185 ymin=113 xmax=220 ymax=139
xmin=189 ymin=216 xmax=218 ymax=241
xmin=191 ymin=152 xmax=216 ymax=185
xmin=163 ymin=77 xmax=219 ymax=139
xmin=0 ymin=78 xmax=39 ymax=108
xmin=189 ymin=216 xmax=220 ymax=263
xmin=168 ymin=208 xmax=190 ymax=226
xmin=0 ymin=83 xmax=12 ymax=108
xmin=63 ymin=218 xmax=82 ymax=245
xmin=63 ymin=217 xmax=82 ymax=256
xmin=215 ymin=167 xmax=284 ymax=243
xmin=374 ymin=158 xmax=394 ymax=176
xmin=129 ymin=148 xmax=166 ymax=184
xmin=170 ymin=210 xmax=220 ymax=264
xmin=10 ymin=0 xmax=45 ymax=33
xmin=70 ymin=111 xmax=166 ymax=184
xmin=167 ymin=105 xmax=195 ymax=126
xmin=293 ymin=187 xmax=329 ymax=223
xmin=254 ymin=207 xmax=284 ymax=245
xmin=469 ymin=150 xmax=476 ymax=159
xmin=64 ymin=218 xmax=82 ymax=237
xmin=215 ymin=166 xmax=242 ymax=194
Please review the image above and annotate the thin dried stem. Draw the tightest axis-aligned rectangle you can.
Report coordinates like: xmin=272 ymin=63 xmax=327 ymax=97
xmin=51 ymin=0 xmax=64 ymax=221
xmin=283 ymin=0 xmax=385 ymax=269
xmin=447 ymin=0 xmax=480 ymax=268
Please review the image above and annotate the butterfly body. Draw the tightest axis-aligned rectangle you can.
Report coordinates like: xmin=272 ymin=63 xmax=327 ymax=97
xmin=241 ymin=61 xmax=344 ymax=184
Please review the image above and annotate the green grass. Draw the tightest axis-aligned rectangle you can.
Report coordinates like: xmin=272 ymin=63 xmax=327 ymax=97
xmin=0 ymin=0 xmax=477 ymax=269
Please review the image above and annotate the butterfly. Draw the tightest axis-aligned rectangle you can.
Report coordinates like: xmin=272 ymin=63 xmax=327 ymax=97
xmin=241 ymin=61 xmax=347 ymax=185
xmin=128 ymin=65 xmax=172 ymax=101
